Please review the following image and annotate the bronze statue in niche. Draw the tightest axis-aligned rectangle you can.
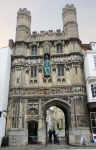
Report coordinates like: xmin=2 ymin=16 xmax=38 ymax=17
xmin=42 ymin=55 xmax=51 ymax=76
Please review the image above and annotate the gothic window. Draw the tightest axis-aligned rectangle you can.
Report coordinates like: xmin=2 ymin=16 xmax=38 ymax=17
xmin=91 ymin=84 xmax=96 ymax=98
xmin=75 ymin=67 xmax=77 ymax=74
xmin=17 ymin=78 xmax=19 ymax=83
xmin=60 ymin=45 xmax=62 ymax=53
xmin=31 ymin=45 xmax=37 ymax=55
xmin=31 ymin=67 xmax=33 ymax=77
xmin=12 ymin=101 xmax=20 ymax=128
xmin=57 ymin=45 xmax=62 ymax=53
xmin=58 ymin=65 xmax=64 ymax=76
xmin=94 ymin=57 xmax=96 ymax=68
xmin=31 ymin=67 xmax=37 ymax=77
xmin=73 ymin=44 xmax=75 ymax=49
xmin=34 ymin=67 xmax=37 ymax=77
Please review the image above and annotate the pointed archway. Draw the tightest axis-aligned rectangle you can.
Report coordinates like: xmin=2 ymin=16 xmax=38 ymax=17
xmin=38 ymin=98 xmax=72 ymax=145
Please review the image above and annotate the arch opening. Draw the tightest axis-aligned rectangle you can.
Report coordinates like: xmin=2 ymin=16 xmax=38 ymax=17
xmin=41 ymin=98 xmax=71 ymax=145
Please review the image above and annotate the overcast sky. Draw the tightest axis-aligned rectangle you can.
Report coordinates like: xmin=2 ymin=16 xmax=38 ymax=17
xmin=0 ymin=0 xmax=96 ymax=48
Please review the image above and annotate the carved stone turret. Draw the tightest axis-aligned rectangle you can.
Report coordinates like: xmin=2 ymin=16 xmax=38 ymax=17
xmin=62 ymin=4 xmax=79 ymax=39
xmin=16 ymin=8 xmax=31 ymax=41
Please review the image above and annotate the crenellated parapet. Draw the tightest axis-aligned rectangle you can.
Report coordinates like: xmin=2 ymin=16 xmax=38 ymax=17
xmin=17 ymin=8 xmax=31 ymax=17
xmin=62 ymin=4 xmax=76 ymax=13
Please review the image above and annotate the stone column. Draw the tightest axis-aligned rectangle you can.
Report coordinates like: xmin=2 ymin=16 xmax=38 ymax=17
xmin=21 ymin=67 xmax=25 ymax=87
xmin=38 ymin=99 xmax=46 ymax=145
xmin=24 ymin=99 xmax=28 ymax=129
xmin=19 ymin=99 xmax=22 ymax=128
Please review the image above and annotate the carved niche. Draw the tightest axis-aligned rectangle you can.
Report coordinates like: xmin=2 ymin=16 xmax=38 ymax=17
xmin=27 ymin=108 xmax=38 ymax=116
xmin=43 ymin=41 xmax=51 ymax=54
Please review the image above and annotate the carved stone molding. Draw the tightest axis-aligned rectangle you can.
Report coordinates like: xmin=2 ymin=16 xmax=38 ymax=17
xmin=29 ymin=42 xmax=38 ymax=48
xmin=55 ymin=40 xmax=63 ymax=46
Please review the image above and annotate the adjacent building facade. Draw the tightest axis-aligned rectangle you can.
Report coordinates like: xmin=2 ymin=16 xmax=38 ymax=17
xmin=82 ymin=42 xmax=96 ymax=142
xmin=0 ymin=46 xmax=13 ymax=146
xmin=6 ymin=4 xmax=90 ymax=146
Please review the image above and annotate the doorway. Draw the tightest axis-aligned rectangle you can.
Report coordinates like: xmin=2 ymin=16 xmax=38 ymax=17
xmin=28 ymin=121 xmax=38 ymax=144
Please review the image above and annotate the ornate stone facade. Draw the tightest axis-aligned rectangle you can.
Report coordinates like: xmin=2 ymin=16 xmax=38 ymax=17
xmin=7 ymin=5 xmax=90 ymax=146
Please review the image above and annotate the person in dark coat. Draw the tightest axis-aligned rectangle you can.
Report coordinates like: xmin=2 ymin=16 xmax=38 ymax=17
xmin=49 ymin=129 xmax=51 ymax=143
xmin=53 ymin=128 xmax=56 ymax=142
xmin=50 ymin=130 xmax=52 ymax=142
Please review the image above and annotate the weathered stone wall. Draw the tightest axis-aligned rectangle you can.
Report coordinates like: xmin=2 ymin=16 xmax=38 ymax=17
xmin=6 ymin=4 xmax=90 ymax=146
xmin=69 ymin=128 xmax=90 ymax=144
xmin=8 ymin=129 xmax=28 ymax=146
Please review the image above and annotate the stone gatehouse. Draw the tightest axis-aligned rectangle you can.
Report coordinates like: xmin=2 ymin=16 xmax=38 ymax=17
xmin=7 ymin=4 xmax=90 ymax=146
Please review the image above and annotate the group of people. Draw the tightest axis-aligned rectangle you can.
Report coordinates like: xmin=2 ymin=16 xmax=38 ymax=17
xmin=49 ymin=128 xmax=59 ymax=143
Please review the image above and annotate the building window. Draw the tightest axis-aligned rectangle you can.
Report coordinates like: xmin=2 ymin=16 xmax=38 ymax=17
xmin=31 ymin=45 xmax=37 ymax=55
xmin=58 ymin=65 xmax=64 ymax=76
xmin=17 ymin=78 xmax=19 ymax=83
xmin=60 ymin=45 xmax=62 ymax=53
xmin=57 ymin=45 xmax=62 ymax=53
xmin=73 ymin=44 xmax=75 ymax=49
xmin=91 ymin=84 xmax=96 ymax=98
xmin=31 ymin=67 xmax=33 ymax=77
xmin=34 ymin=67 xmax=37 ymax=77
xmin=94 ymin=57 xmax=96 ymax=68
xmin=75 ymin=67 xmax=77 ymax=74
xmin=90 ymin=112 xmax=96 ymax=135
xmin=31 ymin=67 xmax=37 ymax=77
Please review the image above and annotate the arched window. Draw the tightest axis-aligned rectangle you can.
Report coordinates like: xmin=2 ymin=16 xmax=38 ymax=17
xmin=75 ymin=67 xmax=77 ymax=74
xmin=58 ymin=65 xmax=64 ymax=76
xmin=73 ymin=44 xmax=75 ymax=49
xmin=31 ymin=45 xmax=37 ymax=55
xmin=57 ymin=45 xmax=59 ymax=53
xmin=34 ymin=67 xmax=37 ymax=77
xmin=31 ymin=67 xmax=37 ymax=77
xmin=31 ymin=67 xmax=33 ymax=77
xmin=58 ymin=66 xmax=60 ymax=76
xmin=57 ymin=44 xmax=62 ymax=53
xmin=17 ymin=78 xmax=19 ymax=83
xmin=60 ymin=45 xmax=62 ymax=53
xmin=61 ymin=65 xmax=64 ymax=76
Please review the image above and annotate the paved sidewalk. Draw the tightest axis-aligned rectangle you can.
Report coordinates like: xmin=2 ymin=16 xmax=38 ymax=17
xmin=0 ymin=145 xmax=45 ymax=150
xmin=0 ymin=144 xmax=96 ymax=150
xmin=0 ymin=132 xmax=96 ymax=150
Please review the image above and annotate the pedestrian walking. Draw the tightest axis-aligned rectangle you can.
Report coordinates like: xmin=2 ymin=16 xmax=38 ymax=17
xmin=55 ymin=130 xmax=59 ymax=143
xmin=53 ymin=128 xmax=56 ymax=142
xmin=50 ymin=130 xmax=52 ymax=142
xmin=49 ymin=129 xmax=51 ymax=143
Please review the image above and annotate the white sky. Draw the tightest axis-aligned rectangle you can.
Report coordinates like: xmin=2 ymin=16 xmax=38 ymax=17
xmin=0 ymin=0 xmax=96 ymax=48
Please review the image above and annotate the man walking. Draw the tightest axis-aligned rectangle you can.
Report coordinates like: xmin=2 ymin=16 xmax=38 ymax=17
xmin=56 ymin=130 xmax=59 ymax=143
xmin=53 ymin=128 xmax=55 ymax=142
